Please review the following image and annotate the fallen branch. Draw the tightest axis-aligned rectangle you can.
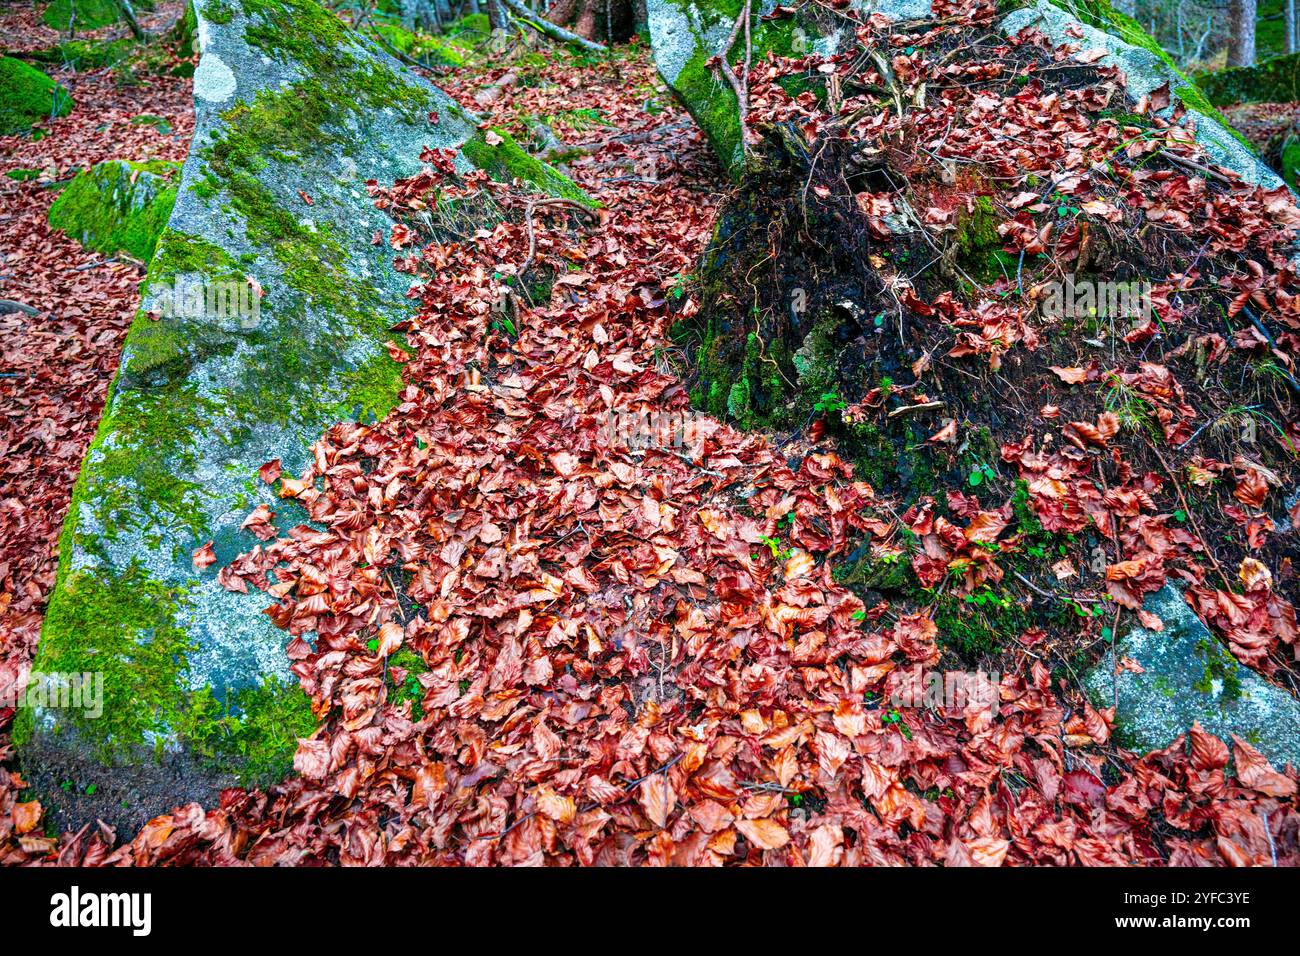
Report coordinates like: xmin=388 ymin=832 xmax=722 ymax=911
xmin=0 ymin=299 xmax=40 ymax=316
xmin=499 ymin=0 xmax=607 ymax=53
xmin=360 ymin=11 xmax=440 ymax=70
xmin=711 ymin=0 xmax=753 ymax=156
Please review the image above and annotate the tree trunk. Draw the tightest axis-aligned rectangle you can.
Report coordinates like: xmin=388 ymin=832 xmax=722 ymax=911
xmin=113 ymin=0 xmax=147 ymax=39
xmin=1227 ymin=0 xmax=1256 ymax=68
xmin=545 ymin=0 xmax=633 ymax=42
xmin=1288 ymin=0 xmax=1297 ymax=55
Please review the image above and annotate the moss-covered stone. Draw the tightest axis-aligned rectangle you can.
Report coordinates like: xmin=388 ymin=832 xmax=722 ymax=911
xmin=1084 ymin=585 xmax=1300 ymax=768
xmin=462 ymin=127 xmax=602 ymax=208
xmin=48 ymin=159 xmax=180 ymax=261
xmin=41 ymin=0 xmax=152 ymax=31
xmin=20 ymin=36 xmax=138 ymax=70
xmin=21 ymin=0 xmax=590 ymax=833
xmin=1004 ymin=1 xmax=1269 ymax=168
xmin=446 ymin=11 xmax=490 ymax=37
xmin=1194 ymin=52 xmax=1300 ymax=108
xmin=0 ymin=56 xmax=72 ymax=135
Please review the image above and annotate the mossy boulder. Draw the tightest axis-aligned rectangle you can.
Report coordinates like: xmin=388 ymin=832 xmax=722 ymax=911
xmin=21 ymin=36 xmax=138 ymax=70
xmin=368 ymin=19 xmax=473 ymax=67
xmin=18 ymin=0 xmax=591 ymax=834
xmin=1194 ymin=52 xmax=1300 ymax=108
xmin=48 ymin=159 xmax=181 ymax=261
xmin=0 ymin=56 xmax=72 ymax=135
xmin=41 ymin=0 xmax=156 ymax=31
xmin=647 ymin=0 xmax=930 ymax=178
xmin=649 ymin=0 xmax=1276 ymax=189
xmin=1084 ymin=586 xmax=1300 ymax=771
xmin=1001 ymin=1 xmax=1280 ymax=188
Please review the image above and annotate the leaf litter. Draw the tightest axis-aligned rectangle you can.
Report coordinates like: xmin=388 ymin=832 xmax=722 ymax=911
xmin=2 ymin=2 xmax=1299 ymax=866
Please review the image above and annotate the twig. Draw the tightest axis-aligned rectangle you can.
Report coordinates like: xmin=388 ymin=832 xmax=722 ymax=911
xmin=1159 ymin=149 xmax=1239 ymax=186
xmin=500 ymin=0 xmax=607 ymax=53
xmin=1148 ymin=441 xmax=1230 ymax=589
xmin=711 ymin=0 xmax=753 ymax=157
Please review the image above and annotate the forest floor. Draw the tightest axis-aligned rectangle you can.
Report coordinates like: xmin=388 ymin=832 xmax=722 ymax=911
xmin=2 ymin=8 xmax=1300 ymax=865
xmin=0 ymin=22 xmax=194 ymax=863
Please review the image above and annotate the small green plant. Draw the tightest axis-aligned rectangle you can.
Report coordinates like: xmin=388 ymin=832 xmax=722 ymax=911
xmin=1102 ymin=373 xmax=1159 ymax=436
xmin=758 ymin=535 xmax=792 ymax=561
xmin=1051 ymin=191 xmax=1082 ymax=218
xmin=540 ymin=107 xmax=615 ymax=133
xmin=963 ymin=587 xmax=1013 ymax=610
xmin=668 ymin=271 xmax=695 ymax=299
xmin=967 ymin=462 xmax=996 ymax=488
xmin=814 ymin=390 xmax=846 ymax=414
xmin=882 ymin=709 xmax=913 ymax=740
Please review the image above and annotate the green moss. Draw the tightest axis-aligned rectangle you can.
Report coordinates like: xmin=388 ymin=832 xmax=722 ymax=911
xmin=0 ymin=56 xmax=72 ymax=135
xmin=934 ymin=586 xmax=1032 ymax=658
xmin=202 ymin=0 xmax=235 ymax=23
xmin=835 ymin=545 xmax=916 ymax=592
xmin=954 ymin=195 xmax=1009 ymax=283
xmin=201 ymin=167 xmax=406 ymax=423
xmin=41 ymin=0 xmax=147 ymax=31
xmin=1172 ymin=83 xmax=1255 ymax=153
xmin=14 ymin=562 xmax=192 ymax=757
xmin=18 ymin=561 xmax=313 ymax=783
xmin=85 ymin=383 xmax=216 ymax=546
xmin=1281 ymin=136 xmax=1300 ymax=190
xmin=182 ymin=676 xmax=316 ymax=785
xmin=461 ymin=128 xmax=600 ymax=208
xmin=386 ymin=647 xmax=427 ymax=718
xmin=148 ymin=228 xmax=239 ymax=279
xmin=670 ymin=46 xmax=745 ymax=176
xmin=1193 ymin=52 xmax=1300 ymax=107
xmin=662 ymin=1 xmax=807 ymax=177
xmin=1192 ymin=637 xmax=1244 ymax=703
xmin=21 ymin=36 xmax=138 ymax=70
xmin=446 ymin=12 xmax=490 ymax=36
xmin=48 ymin=160 xmax=180 ymax=262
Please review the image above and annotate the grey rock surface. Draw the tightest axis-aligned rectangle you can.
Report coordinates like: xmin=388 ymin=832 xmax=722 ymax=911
xmin=1084 ymin=585 xmax=1300 ymax=770
xmin=18 ymin=0 xmax=587 ymax=833
xmin=1001 ymin=1 xmax=1285 ymax=190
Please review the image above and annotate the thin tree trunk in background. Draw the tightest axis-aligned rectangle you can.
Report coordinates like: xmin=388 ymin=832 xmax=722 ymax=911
xmin=1176 ymin=0 xmax=1185 ymax=59
xmin=543 ymin=0 xmax=632 ymax=41
xmin=1288 ymin=0 xmax=1297 ymax=54
xmin=1227 ymin=0 xmax=1256 ymax=67
xmin=113 ymin=0 xmax=146 ymax=39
